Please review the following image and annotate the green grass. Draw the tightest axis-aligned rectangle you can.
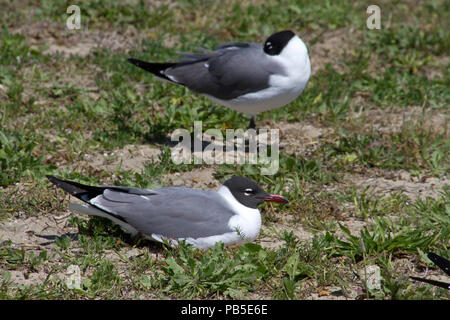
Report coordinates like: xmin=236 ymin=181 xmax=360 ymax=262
xmin=326 ymin=189 xmax=449 ymax=260
xmin=0 ymin=129 xmax=47 ymax=186
xmin=0 ymin=0 xmax=449 ymax=300
xmin=321 ymin=125 xmax=449 ymax=174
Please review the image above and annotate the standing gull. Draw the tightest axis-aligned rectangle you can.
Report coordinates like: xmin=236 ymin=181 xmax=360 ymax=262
xmin=128 ymin=30 xmax=311 ymax=128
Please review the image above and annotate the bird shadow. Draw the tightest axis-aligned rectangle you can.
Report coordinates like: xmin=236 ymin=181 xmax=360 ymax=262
xmin=34 ymin=232 xmax=79 ymax=246
xmin=33 ymin=230 xmax=166 ymax=254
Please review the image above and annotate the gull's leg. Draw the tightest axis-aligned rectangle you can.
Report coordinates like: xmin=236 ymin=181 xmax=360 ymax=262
xmin=248 ymin=115 xmax=256 ymax=130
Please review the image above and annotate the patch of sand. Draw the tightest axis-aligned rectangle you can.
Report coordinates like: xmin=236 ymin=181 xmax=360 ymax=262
xmin=345 ymin=171 xmax=449 ymax=201
xmin=78 ymin=144 xmax=161 ymax=172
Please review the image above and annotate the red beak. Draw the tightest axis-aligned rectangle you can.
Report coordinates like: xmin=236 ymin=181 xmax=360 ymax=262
xmin=262 ymin=194 xmax=289 ymax=204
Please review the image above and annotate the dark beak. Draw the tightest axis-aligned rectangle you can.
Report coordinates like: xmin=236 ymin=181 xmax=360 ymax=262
xmin=262 ymin=194 xmax=289 ymax=204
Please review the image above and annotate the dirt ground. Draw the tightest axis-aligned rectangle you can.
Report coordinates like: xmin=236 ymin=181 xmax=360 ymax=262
xmin=2 ymin=107 xmax=448 ymax=297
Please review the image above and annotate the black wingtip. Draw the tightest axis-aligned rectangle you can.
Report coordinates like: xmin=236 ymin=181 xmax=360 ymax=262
xmin=410 ymin=276 xmax=450 ymax=290
xmin=127 ymin=58 xmax=143 ymax=67
xmin=127 ymin=58 xmax=151 ymax=71
xmin=428 ymin=252 xmax=450 ymax=276
xmin=47 ymin=175 xmax=79 ymax=194
xmin=127 ymin=58 xmax=177 ymax=82
xmin=46 ymin=175 xmax=105 ymax=202
xmin=47 ymin=175 xmax=62 ymax=185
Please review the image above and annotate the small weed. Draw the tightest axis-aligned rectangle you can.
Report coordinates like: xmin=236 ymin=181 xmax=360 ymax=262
xmin=0 ymin=130 xmax=47 ymax=186
xmin=322 ymin=125 xmax=449 ymax=174
xmin=326 ymin=191 xmax=449 ymax=262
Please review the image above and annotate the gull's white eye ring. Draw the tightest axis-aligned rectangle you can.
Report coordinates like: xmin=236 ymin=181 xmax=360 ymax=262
xmin=244 ymin=188 xmax=254 ymax=196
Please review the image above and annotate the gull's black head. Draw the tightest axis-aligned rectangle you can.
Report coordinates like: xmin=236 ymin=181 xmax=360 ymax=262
xmin=223 ymin=176 xmax=288 ymax=209
xmin=263 ymin=30 xmax=296 ymax=56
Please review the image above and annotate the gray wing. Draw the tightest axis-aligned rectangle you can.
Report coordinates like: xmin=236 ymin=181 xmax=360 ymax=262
xmin=90 ymin=187 xmax=234 ymax=239
xmin=215 ymin=42 xmax=251 ymax=50
xmin=164 ymin=43 xmax=283 ymax=100
xmin=175 ymin=42 xmax=249 ymax=62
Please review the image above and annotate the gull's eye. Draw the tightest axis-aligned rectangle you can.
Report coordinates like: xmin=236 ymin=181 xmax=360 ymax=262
xmin=264 ymin=41 xmax=277 ymax=55
xmin=244 ymin=188 xmax=254 ymax=196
